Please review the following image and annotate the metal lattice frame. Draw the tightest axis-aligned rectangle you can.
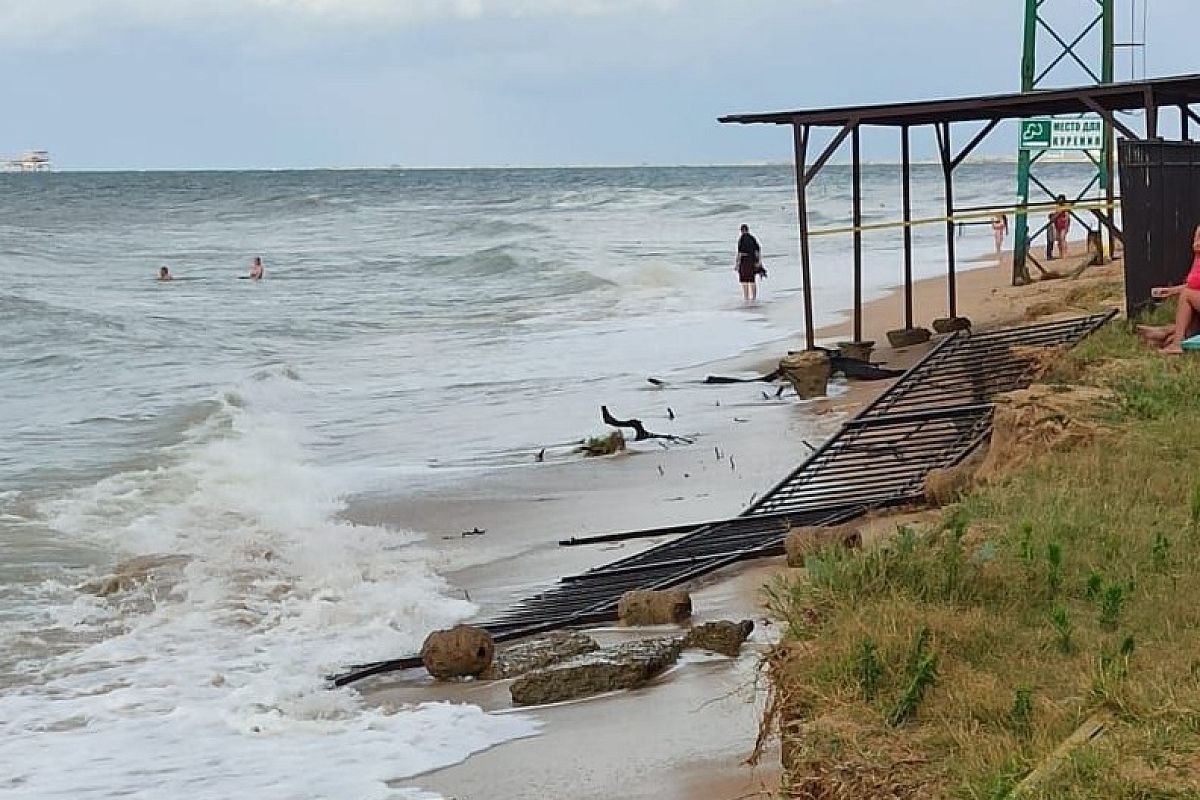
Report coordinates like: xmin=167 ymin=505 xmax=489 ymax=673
xmin=331 ymin=312 xmax=1115 ymax=686
xmin=1013 ymin=0 xmax=1116 ymax=285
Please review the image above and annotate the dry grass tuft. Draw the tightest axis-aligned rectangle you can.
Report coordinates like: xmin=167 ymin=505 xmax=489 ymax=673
xmin=977 ymin=384 xmax=1115 ymax=480
xmin=578 ymin=430 xmax=625 ymax=456
xmin=1022 ymin=277 xmax=1123 ymax=323
xmin=1010 ymin=345 xmax=1085 ymax=383
xmin=759 ymin=315 xmax=1200 ymax=798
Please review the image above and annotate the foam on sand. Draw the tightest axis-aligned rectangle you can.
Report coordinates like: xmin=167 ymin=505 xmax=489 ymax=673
xmin=0 ymin=368 xmax=537 ymax=799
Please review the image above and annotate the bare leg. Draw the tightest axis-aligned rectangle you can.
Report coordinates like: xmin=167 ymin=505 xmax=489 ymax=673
xmin=741 ymin=282 xmax=752 ymax=304
xmin=1058 ymin=232 xmax=1069 ymax=258
xmin=994 ymin=230 xmax=1003 ymax=253
xmin=1137 ymin=324 xmax=1173 ymax=346
xmin=1162 ymin=289 xmax=1200 ymax=353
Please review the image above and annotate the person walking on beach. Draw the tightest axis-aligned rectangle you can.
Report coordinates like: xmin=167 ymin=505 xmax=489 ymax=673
xmin=735 ymin=224 xmax=762 ymax=304
xmin=991 ymin=214 xmax=1008 ymax=255
xmin=1052 ymin=196 xmax=1071 ymax=258
xmin=248 ymin=256 xmax=264 ymax=280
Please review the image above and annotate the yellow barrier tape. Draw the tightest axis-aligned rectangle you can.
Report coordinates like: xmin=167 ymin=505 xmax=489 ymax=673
xmin=808 ymin=200 xmax=1120 ymax=238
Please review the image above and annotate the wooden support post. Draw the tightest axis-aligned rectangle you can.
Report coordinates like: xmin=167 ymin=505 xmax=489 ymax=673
xmin=901 ymin=125 xmax=914 ymax=329
xmin=793 ymin=123 xmax=815 ymax=350
xmin=937 ymin=123 xmax=958 ymax=319
xmin=1105 ymin=117 xmax=1116 ymax=260
xmin=851 ymin=126 xmax=863 ymax=342
xmin=1144 ymin=88 xmax=1158 ymax=139
xmin=1183 ymin=105 xmax=1191 ymax=141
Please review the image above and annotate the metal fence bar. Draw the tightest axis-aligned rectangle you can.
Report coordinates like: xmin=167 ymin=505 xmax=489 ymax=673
xmin=329 ymin=313 xmax=1114 ymax=686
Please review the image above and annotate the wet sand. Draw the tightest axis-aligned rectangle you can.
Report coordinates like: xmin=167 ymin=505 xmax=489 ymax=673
xmin=351 ymin=246 xmax=1119 ymax=799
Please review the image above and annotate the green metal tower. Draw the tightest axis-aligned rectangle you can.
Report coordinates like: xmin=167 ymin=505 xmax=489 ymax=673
xmin=1012 ymin=0 xmax=1115 ymax=285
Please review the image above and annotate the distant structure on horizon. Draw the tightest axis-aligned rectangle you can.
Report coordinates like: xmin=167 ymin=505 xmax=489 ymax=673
xmin=1 ymin=150 xmax=51 ymax=172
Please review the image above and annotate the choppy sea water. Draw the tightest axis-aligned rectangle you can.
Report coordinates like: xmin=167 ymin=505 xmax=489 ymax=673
xmin=0 ymin=164 xmax=1088 ymax=797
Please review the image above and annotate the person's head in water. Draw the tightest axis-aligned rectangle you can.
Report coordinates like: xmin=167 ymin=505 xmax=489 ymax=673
xmin=158 ymin=266 xmax=171 ymax=281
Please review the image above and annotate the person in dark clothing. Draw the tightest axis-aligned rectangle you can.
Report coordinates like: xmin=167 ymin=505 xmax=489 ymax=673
xmin=735 ymin=224 xmax=762 ymax=304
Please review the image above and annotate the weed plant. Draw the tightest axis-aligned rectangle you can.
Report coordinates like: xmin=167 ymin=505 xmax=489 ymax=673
xmin=762 ymin=317 xmax=1200 ymax=798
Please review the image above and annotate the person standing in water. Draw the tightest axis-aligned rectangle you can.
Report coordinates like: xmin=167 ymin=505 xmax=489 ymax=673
xmin=157 ymin=266 xmax=172 ymax=281
xmin=248 ymin=257 xmax=264 ymax=280
xmin=735 ymin=224 xmax=762 ymax=304
xmin=1052 ymin=196 xmax=1071 ymax=258
xmin=991 ymin=214 xmax=1008 ymax=255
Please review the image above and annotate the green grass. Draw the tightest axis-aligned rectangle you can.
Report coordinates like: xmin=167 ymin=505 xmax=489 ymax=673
xmin=762 ymin=316 xmax=1200 ymax=798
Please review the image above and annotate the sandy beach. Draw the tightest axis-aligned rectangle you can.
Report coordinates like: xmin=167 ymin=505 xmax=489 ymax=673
xmin=350 ymin=244 xmax=1120 ymax=800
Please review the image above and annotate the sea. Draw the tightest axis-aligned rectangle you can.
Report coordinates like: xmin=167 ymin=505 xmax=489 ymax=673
xmin=0 ymin=163 xmax=1090 ymax=798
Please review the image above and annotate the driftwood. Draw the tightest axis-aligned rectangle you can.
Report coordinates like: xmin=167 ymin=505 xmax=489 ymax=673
xmin=601 ymin=406 xmax=694 ymax=445
xmin=808 ymin=348 xmax=904 ymax=380
xmin=654 ymin=347 xmax=901 ymax=390
xmin=704 ymin=369 xmax=782 ymax=384
xmin=831 ymin=356 xmax=904 ymax=380
xmin=1013 ymin=712 xmax=1111 ymax=796
xmin=706 ymin=353 xmax=901 ymax=385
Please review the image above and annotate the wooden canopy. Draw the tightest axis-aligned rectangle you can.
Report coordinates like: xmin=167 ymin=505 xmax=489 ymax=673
xmin=721 ymin=73 xmax=1200 ymax=136
xmin=720 ymin=74 xmax=1200 ymax=349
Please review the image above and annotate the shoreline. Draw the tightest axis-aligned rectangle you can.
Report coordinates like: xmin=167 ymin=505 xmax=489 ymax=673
xmin=357 ymin=243 xmax=1114 ymax=799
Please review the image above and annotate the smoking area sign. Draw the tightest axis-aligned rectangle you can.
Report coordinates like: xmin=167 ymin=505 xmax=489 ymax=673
xmin=1019 ymin=117 xmax=1103 ymax=150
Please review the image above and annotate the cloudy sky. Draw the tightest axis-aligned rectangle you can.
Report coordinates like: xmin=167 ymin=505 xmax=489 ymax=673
xmin=0 ymin=0 xmax=1192 ymax=169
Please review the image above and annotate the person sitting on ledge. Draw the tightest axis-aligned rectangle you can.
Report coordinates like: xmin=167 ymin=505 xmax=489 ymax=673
xmin=1137 ymin=224 xmax=1200 ymax=353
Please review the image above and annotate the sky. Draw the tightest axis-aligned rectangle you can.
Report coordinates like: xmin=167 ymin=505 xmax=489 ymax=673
xmin=0 ymin=0 xmax=1193 ymax=170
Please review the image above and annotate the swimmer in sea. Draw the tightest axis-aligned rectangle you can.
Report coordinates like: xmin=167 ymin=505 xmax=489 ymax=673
xmin=158 ymin=266 xmax=172 ymax=281
xmin=248 ymin=257 xmax=264 ymax=280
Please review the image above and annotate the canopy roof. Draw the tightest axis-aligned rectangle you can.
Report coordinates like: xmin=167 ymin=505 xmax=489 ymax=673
xmin=719 ymin=74 xmax=1200 ymax=128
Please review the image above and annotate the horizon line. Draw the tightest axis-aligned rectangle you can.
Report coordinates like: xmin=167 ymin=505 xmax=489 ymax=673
xmin=9 ymin=156 xmax=1031 ymax=174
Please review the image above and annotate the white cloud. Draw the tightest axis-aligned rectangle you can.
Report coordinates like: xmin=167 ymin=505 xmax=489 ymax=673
xmin=0 ymin=0 xmax=684 ymax=43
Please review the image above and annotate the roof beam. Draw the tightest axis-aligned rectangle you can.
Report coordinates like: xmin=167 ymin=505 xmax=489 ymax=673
xmin=1080 ymin=96 xmax=1141 ymax=140
xmin=950 ymin=119 xmax=1001 ymax=170
xmin=801 ymin=118 xmax=859 ymax=186
xmin=718 ymin=74 xmax=1200 ymax=129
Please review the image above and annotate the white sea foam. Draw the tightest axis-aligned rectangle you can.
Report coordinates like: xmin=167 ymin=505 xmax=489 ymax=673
xmin=0 ymin=164 xmax=1057 ymax=797
xmin=0 ymin=369 xmax=537 ymax=799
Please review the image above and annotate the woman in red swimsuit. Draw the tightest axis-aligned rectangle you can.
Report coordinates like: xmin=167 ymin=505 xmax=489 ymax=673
xmin=1140 ymin=225 xmax=1200 ymax=352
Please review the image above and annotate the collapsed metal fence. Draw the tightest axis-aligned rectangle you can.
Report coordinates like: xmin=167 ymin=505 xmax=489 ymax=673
xmin=332 ymin=311 xmax=1115 ymax=686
